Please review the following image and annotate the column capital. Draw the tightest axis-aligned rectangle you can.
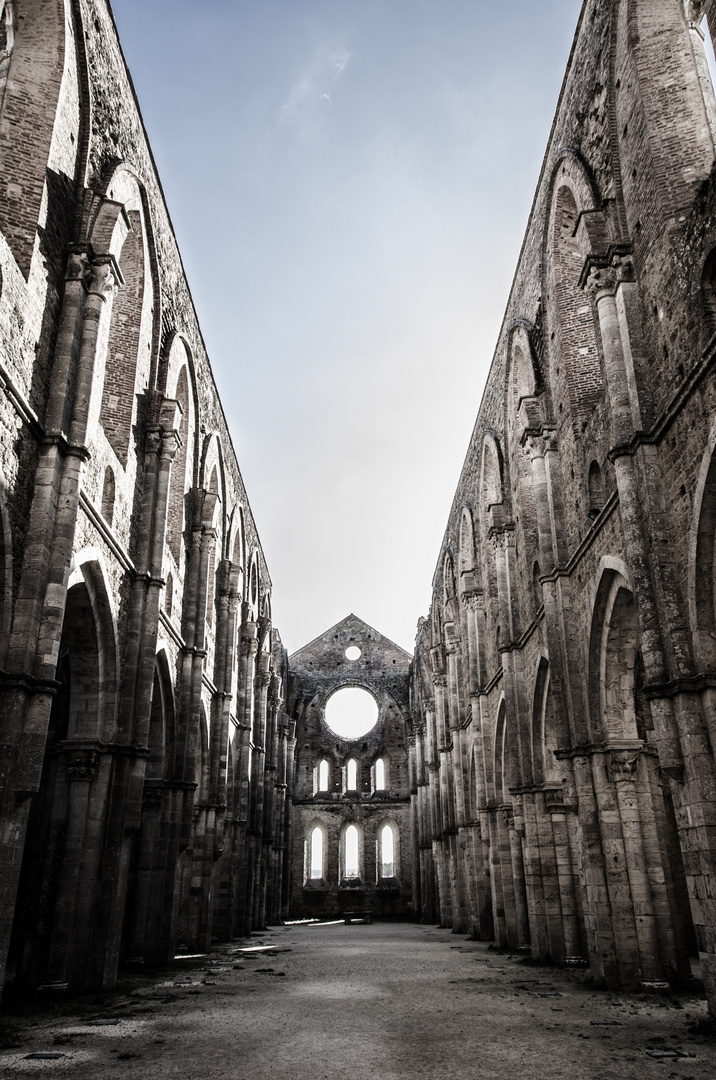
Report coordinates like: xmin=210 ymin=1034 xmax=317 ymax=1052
xmin=582 ymin=248 xmax=634 ymax=299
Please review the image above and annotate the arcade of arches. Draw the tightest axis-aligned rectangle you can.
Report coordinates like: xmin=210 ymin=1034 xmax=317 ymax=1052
xmin=2 ymin=0 xmax=716 ymax=1024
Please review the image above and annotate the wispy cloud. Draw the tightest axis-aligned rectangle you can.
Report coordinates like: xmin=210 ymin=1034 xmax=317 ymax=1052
xmin=279 ymin=43 xmax=350 ymax=141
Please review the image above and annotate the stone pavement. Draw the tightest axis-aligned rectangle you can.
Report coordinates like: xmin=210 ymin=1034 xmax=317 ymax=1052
xmin=1 ymin=923 xmax=715 ymax=1080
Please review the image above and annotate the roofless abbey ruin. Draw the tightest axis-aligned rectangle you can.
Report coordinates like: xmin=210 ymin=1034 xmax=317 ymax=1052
xmin=1 ymin=0 xmax=716 ymax=1019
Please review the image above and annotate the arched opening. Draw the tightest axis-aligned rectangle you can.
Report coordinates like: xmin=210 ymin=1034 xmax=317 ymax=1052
xmin=380 ymin=824 xmax=395 ymax=878
xmin=100 ymin=212 xmax=146 ymax=466
xmin=249 ymin=556 xmax=259 ymax=617
xmin=309 ymin=826 xmax=324 ymax=880
xmin=602 ymin=585 xmax=640 ymax=741
xmin=317 ymin=759 xmax=330 ymax=792
xmin=588 ymin=566 xmax=697 ymax=977
xmin=101 ymin=466 xmax=115 ymax=526
xmin=164 ymin=571 xmax=173 ymax=617
xmin=122 ymin=653 xmax=177 ymax=967
xmin=482 ymin=436 xmax=503 ymax=510
xmin=8 ymin=570 xmax=117 ymax=989
xmin=532 ymin=657 xmax=560 ymax=786
xmin=345 ymin=758 xmax=358 ymax=792
xmin=494 ymin=700 xmax=513 ymax=805
xmin=459 ymin=509 xmax=476 ymax=576
xmin=552 ymin=185 xmax=604 ymax=434
xmin=512 ymin=343 xmax=534 ymax=405
xmin=60 ymin=580 xmax=102 ymax=739
xmin=344 ymin=824 xmax=359 ymax=879
xmin=231 ymin=513 xmax=245 ymax=580
xmin=588 ymin=460 xmax=605 ymax=518
xmin=591 ymin=577 xmax=653 ymax=745
xmin=374 ymin=757 xmax=386 ymax=791
xmin=324 ymin=686 xmax=379 ymax=739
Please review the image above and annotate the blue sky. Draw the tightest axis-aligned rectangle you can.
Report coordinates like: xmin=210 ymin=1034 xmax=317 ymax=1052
xmin=111 ymin=0 xmax=583 ymax=653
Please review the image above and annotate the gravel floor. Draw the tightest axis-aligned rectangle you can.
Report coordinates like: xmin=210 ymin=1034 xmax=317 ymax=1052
xmin=1 ymin=922 xmax=714 ymax=1079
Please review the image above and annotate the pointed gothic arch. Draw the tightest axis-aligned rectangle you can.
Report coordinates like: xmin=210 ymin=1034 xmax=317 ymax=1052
xmin=545 ymin=162 xmax=605 ymax=435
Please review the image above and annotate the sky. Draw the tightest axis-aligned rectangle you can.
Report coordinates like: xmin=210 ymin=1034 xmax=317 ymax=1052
xmin=110 ymin=0 xmax=584 ymax=655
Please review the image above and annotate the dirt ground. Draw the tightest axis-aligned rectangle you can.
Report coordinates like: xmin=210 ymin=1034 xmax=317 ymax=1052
xmin=0 ymin=922 xmax=714 ymax=1080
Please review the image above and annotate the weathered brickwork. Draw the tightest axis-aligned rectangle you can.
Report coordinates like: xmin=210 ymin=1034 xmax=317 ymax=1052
xmin=410 ymin=0 xmax=716 ymax=1017
xmin=0 ymin=0 xmax=293 ymax=995
xmin=288 ymin=615 xmax=414 ymax=920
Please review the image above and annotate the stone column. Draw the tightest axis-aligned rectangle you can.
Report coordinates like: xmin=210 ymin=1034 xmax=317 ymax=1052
xmin=105 ymin=403 xmax=181 ymax=975
xmin=248 ymin=652 xmax=271 ymax=929
xmin=445 ymin=633 xmax=470 ymax=931
xmin=232 ymin=617 xmax=257 ymax=936
xmin=209 ymin=559 xmax=241 ymax=943
xmin=177 ymin=494 xmax=218 ymax=953
xmin=607 ymin=749 xmax=662 ymax=982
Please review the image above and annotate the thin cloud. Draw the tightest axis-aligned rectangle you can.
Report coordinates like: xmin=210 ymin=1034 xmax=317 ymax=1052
xmin=279 ymin=43 xmax=350 ymax=139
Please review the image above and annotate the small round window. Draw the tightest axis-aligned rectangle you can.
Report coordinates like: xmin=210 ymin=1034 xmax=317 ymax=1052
xmin=324 ymin=686 xmax=378 ymax=740
xmin=345 ymin=645 xmax=362 ymax=661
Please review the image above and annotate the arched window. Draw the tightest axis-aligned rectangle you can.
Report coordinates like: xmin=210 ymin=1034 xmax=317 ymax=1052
xmin=309 ymin=826 xmax=323 ymax=880
xmin=482 ymin=436 xmax=503 ymax=510
xmin=380 ymin=824 xmax=395 ymax=878
xmin=552 ymin=185 xmax=604 ymax=433
xmin=344 ymin=824 xmax=359 ymax=878
xmin=346 ymin=758 xmax=358 ymax=791
xmin=374 ymin=757 xmax=386 ymax=791
xmin=100 ymin=210 xmax=147 ymax=466
xmin=100 ymin=466 xmax=115 ymax=526
xmin=164 ymin=572 xmax=173 ymax=617
xmin=318 ymin=759 xmax=329 ymax=792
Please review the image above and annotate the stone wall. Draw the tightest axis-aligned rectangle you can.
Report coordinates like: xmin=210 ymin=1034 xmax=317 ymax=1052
xmin=410 ymin=0 xmax=716 ymax=1016
xmin=0 ymin=0 xmax=290 ymax=996
xmin=288 ymin=614 xmax=414 ymax=920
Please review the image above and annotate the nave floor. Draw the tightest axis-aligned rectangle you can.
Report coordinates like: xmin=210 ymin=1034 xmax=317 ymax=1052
xmin=1 ymin=922 xmax=715 ymax=1080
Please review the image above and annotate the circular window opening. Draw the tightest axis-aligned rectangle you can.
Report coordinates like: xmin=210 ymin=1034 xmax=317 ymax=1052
xmin=345 ymin=645 xmax=362 ymax=661
xmin=324 ymin=686 xmax=378 ymax=740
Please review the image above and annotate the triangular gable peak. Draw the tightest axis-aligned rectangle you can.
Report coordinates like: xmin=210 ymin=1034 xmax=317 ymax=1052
xmin=289 ymin=613 xmax=412 ymax=668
